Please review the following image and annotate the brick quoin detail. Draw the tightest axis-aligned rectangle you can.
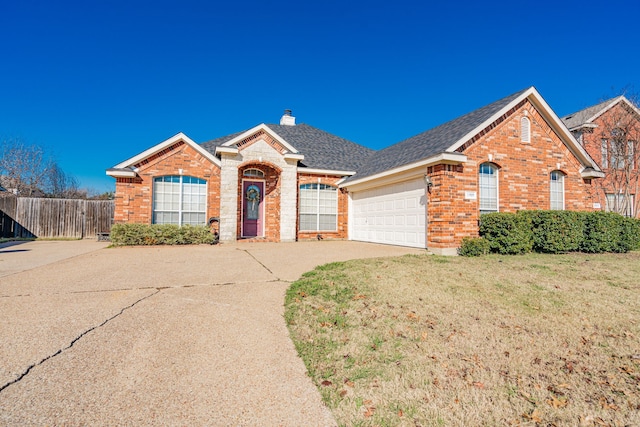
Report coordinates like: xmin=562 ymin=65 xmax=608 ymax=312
xmin=297 ymin=174 xmax=349 ymax=241
xmin=114 ymin=144 xmax=220 ymax=224
xmin=427 ymin=99 xmax=597 ymax=251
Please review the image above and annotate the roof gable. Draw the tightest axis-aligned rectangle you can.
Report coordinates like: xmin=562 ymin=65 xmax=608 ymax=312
xmin=562 ymin=96 xmax=640 ymax=130
xmin=107 ymin=132 xmax=221 ymax=177
xmin=218 ymin=124 xmax=299 ymax=154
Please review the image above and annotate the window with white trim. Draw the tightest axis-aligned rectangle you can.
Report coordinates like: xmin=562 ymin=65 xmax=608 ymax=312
xmin=601 ymin=139 xmax=609 ymax=168
xmin=521 ymin=117 xmax=531 ymax=143
xmin=550 ymin=171 xmax=565 ymax=210
xmin=479 ymin=163 xmax=498 ymax=214
xmin=602 ymin=130 xmax=635 ymax=170
xmin=299 ymin=183 xmax=337 ymax=231
xmin=153 ymin=176 xmax=207 ymax=225
xmin=606 ymin=193 xmax=635 ymax=217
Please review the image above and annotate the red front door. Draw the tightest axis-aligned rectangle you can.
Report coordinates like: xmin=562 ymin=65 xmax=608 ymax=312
xmin=242 ymin=180 xmax=264 ymax=237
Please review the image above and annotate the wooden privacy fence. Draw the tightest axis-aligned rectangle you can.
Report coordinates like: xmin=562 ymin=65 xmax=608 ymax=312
xmin=0 ymin=196 xmax=114 ymax=239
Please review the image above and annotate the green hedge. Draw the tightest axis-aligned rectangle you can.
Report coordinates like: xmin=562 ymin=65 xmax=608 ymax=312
xmin=110 ymin=223 xmax=217 ymax=246
xmin=523 ymin=210 xmax=583 ymax=253
xmin=477 ymin=211 xmax=640 ymax=255
xmin=478 ymin=212 xmax=533 ymax=254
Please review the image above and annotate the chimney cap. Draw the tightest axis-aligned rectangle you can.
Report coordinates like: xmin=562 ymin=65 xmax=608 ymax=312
xmin=280 ymin=109 xmax=296 ymax=126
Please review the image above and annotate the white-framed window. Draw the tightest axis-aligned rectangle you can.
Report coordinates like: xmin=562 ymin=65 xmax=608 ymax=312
xmin=606 ymin=193 xmax=635 ymax=217
xmin=299 ymin=183 xmax=337 ymax=231
xmin=521 ymin=117 xmax=531 ymax=143
xmin=550 ymin=171 xmax=565 ymax=210
xmin=479 ymin=163 xmax=498 ymax=214
xmin=243 ymin=168 xmax=264 ymax=178
xmin=601 ymin=139 xmax=609 ymax=168
xmin=153 ymin=176 xmax=207 ymax=225
xmin=602 ymin=136 xmax=635 ymax=169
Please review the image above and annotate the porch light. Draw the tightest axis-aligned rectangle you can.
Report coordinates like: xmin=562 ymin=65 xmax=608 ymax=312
xmin=424 ymin=175 xmax=433 ymax=187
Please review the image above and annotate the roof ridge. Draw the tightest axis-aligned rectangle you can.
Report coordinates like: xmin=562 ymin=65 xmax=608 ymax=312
xmin=348 ymin=88 xmax=530 ymax=181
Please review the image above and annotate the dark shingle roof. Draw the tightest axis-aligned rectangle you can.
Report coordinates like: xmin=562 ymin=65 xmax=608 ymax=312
xmin=266 ymin=124 xmax=374 ymax=171
xmin=199 ymin=88 xmax=531 ymax=179
xmin=349 ymin=88 xmax=529 ymax=180
xmin=200 ymin=123 xmax=375 ymax=172
xmin=561 ymin=97 xmax=619 ymax=130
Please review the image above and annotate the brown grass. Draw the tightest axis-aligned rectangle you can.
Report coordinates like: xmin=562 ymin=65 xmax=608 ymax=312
xmin=285 ymin=252 xmax=640 ymax=426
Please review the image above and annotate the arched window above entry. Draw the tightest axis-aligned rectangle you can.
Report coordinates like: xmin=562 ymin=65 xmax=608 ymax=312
xmin=521 ymin=117 xmax=531 ymax=143
xmin=243 ymin=168 xmax=264 ymax=178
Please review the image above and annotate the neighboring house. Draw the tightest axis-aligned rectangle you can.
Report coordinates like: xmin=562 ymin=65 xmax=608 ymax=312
xmin=562 ymin=96 xmax=640 ymax=218
xmin=107 ymin=87 xmax=604 ymax=254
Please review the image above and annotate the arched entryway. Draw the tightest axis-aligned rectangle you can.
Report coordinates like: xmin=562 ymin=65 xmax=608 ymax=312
xmin=238 ymin=164 xmax=281 ymax=241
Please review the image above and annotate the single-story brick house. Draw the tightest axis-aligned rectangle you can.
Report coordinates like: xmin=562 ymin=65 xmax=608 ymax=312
xmin=561 ymin=95 xmax=640 ymax=218
xmin=107 ymin=86 xmax=604 ymax=254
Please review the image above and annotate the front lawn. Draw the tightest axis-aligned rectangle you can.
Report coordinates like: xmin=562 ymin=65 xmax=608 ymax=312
xmin=285 ymin=253 xmax=640 ymax=426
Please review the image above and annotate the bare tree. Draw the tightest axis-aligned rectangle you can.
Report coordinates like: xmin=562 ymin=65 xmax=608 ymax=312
xmin=597 ymin=93 xmax=640 ymax=217
xmin=45 ymin=163 xmax=82 ymax=198
xmin=0 ymin=138 xmax=84 ymax=198
xmin=0 ymin=138 xmax=54 ymax=196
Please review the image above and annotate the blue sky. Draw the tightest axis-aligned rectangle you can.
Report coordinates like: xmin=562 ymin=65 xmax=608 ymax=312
xmin=1 ymin=0 xmax=639 ymax=192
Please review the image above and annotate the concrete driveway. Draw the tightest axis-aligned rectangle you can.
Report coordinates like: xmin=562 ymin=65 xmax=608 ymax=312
xmin=0 ymin=240 xmax=423 ymax=426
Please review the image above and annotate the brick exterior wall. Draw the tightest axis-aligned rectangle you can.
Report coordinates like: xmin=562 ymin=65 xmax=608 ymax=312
xmin=113 ymin=99 xmax=602 ymax=251
xmin=297 ymin=174 xmax=349 ymax=241
xmin=114 ymin=142 xmax=220 ymax=224
xmin=112 ymin=131 xmax=348 ymax=243
xmin=574 ymin=103 xmax=640 ymax=217
xmin=426 ymin=99 xmax=597 ymax=252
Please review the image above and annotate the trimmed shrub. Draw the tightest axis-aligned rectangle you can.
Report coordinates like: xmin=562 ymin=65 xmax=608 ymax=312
xmin=474 ymin=210 xmax=639 ymax=256
xmin=110 ymin=223 xmax=216 ymax=246
xmin=479 ymin=212 xmax=533 ymax=255
xmin=629 ymin=217 xmax=640 ymax=251
xmin=523 ymin=210 xmax=583 ymax=254
xmin=458 ymin=237 xmax=491 ymax=256
xmin=616 ymin=216 xmax=640 ymax=253
xmin=580 ymin=211 xmax=620 ymax=253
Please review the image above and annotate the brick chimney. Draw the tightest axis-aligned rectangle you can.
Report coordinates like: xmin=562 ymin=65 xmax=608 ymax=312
xmin=280 ymin=109 xmax=295 ymax=126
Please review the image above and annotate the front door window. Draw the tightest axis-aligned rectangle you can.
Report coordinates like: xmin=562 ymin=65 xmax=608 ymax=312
xmin=246 ymin=184 xmax=260 ymax=220
xmin=242 ymin=180 xmax=264 ymax=237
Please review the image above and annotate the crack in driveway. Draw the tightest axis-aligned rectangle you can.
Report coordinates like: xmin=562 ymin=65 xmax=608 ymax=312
xmin=0 ymin=279 xmax=286 ymax=299
xmin=238 ymin=248 xmax=278 ymax=278
xmin=0 ymin=288 xmax=161 ymax=394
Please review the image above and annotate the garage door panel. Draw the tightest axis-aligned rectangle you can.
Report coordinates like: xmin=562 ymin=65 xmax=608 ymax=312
xmin=351 ymin=178 xmax=426 ymax=248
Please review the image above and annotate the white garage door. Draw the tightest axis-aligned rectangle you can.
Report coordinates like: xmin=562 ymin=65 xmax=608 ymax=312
xmin=351 ymin=178 xmax=427 ymax=248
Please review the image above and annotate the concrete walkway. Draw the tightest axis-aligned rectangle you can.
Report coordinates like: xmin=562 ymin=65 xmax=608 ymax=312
xmin=0 ymin=240 xmax=423 ymax=426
